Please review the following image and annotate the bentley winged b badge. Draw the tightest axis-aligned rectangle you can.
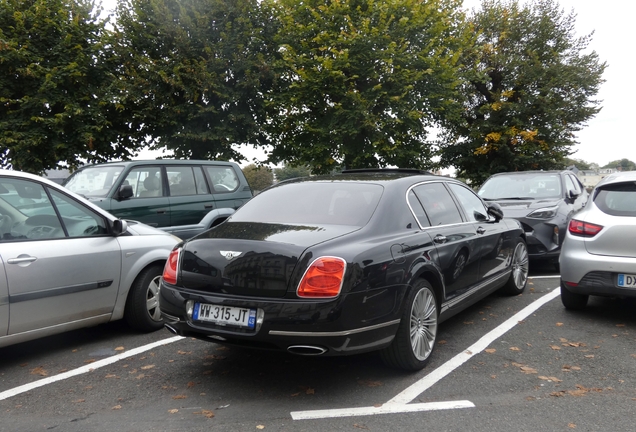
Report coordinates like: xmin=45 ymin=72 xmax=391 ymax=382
xmin=220 ymin=251 xmax=242 ymax=260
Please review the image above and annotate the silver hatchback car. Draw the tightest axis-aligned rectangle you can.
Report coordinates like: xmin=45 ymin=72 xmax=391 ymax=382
xmin=560 ymin=171 xmax=636 ymax=309
xmin=0 ymin=169 xmax=180 ymax=348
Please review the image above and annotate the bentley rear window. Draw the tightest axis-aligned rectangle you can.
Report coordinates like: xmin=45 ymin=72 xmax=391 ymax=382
xmin=231 ymin=182 xmax=383 ymax=226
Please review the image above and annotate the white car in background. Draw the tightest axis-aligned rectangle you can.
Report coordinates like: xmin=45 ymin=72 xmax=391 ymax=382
xmin=560 ymin=171 xmax=636 ymax=309
xmin=0 ymin=169 xmax=179 ymax=348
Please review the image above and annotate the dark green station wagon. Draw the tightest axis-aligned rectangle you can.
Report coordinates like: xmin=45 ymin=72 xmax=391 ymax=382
xmin=63 ymin=160 xmax=253 ymax=239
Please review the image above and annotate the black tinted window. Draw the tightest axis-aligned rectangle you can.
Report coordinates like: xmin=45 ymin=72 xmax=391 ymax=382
xmin=232 ymin=182 xmax=383 ymax=227
xmin=448 ymin=183 xmax=488 ymax=222
xmin=413 ymin=183 xmax=463 ymax=226
xmin=408 ymin=190 xmax=431 ymax=227
xmin=595 ymin=182 xmax=636 ymax=216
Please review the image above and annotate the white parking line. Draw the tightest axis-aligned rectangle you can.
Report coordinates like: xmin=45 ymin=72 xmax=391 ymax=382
xmin=291 ymin=287 xmax=561 ymax=420
xmin=0 ymin=336 xmax=184 ymax=401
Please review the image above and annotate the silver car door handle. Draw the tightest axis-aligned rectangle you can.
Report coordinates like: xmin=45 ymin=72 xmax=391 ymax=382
xmin=477 ymin=227 xmax=486 ymax=234
xmin=433 ymin=235 xmax=447 ymax=244
xmin=8 ymin=256 xmax=38 ymax=264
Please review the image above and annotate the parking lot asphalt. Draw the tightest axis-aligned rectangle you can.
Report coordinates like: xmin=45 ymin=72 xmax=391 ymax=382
xmin=1 ymin=268 xmax=635 ymax=432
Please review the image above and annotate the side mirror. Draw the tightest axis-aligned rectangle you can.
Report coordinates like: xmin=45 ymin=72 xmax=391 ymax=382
xmin=117 ymin=184 xmax=134 ymax=200
xmin=486 ymin=202 xmax=504 ymax=221
xmin=567 ymin=189 xmax=580 ymax=200
xmin=112 ymin=219 xmax=128 ymax=236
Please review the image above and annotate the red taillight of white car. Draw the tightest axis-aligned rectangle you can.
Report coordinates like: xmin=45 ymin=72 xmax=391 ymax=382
xmin=568 ymin=219 xmax=603 ymax=237
xmin=297 ymin=257 xmax=346 ymax=298
xmin=163 ymin=247 xmax=181 ymax=285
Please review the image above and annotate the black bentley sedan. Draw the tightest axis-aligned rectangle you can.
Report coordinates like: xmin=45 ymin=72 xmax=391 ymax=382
xmin=159 ymin=169 xmax=529 ymax=371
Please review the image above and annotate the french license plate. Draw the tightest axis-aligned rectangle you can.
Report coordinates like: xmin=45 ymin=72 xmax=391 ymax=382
xmin=193 ymin=303 xmax=256 ymax=329
xmin=617 ymin=274 xmax=636 ymax=288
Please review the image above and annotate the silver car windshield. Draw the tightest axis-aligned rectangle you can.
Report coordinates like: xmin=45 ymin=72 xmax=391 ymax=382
xmin=479 ymin=174 xmax=562 ymax=200
xmin=64 ymin=165 xmax=125 ymax=198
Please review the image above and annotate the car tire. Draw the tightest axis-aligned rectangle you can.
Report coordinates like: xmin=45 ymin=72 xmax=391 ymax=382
xmin=125 ymin=265 xmax=164 ymax=332
xmin=380 ymin=279 xmax=438 ymax=371
xmin=560 ymin=281 xmax=588 ymax=310
xmin=500 ymin=238 xmax=529 ymax=296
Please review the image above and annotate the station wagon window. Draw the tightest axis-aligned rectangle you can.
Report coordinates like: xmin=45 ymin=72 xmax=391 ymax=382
xmin=63 ymin=165 xmax=124 ymax=198
xmin=412 ymin=183 xmax=463 ymax=226
xmin=448 ymin=183 xmax=489 ymax=222
xmin=123 ymin=167 xmax=164 ymax=198
xmin=205 ymin=166 xmax=239 ymax=193
xmin=0 ymin=178 xmax=109 ymax=242
xmin=167 ymin=166 xmax=209 ymax=196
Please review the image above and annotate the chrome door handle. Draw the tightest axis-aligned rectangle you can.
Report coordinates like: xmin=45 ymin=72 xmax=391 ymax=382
xmin=433 ymin=235 xmax=447 ymax=244
xmin=8 ymin=256 xmax=37 ymax=264
xmin=477 ymin=227 xmax=486 ymax=234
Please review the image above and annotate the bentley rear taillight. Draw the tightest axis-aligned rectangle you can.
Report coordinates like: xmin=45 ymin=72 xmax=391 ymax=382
xmin=297 ymin=257 xmax=346 ymax=298
xmin=568 ymin=220 xmax=603 ymax=237
xmin=163 ymin=247 xmax=181 ymax=285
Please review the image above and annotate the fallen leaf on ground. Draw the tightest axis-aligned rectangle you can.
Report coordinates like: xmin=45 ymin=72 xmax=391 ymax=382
xmin=584 ymin=355 xmax=595 ymax=358
xmin=114 ymin=346 xmax=125 ymax=351
xmin=30 ymin=367 xmax=48 ymax=376
xmin=112 ymin=405 xmax=122 ymax=410
xmin=187 ymin=381 xmax=196 ymax=388
xmin=485 ymin=348 xmax=496 ymax=354
xmin=538 ymin=376 xmax=563 ymax=382
xmin=141 ymin=365 xmax=155 ymax=370
xmin=172 ymin=395 xmax=187 ymax=400
xmin=616 ymin=324 xmax=626 ymax=327
xmin=74 ymin=399 xmax=85 ymax=403
xmin=256 ymin=425 xmax=265 ymax=429
xmin=168 ymin=409 xmax=178 ymax=414
xmin=556 ymin=322 xmax=563 ymax=327
xmin=550 ymin=345 xmax=561 ymax=350
xmin=437 ymin=340 xmax=447 ymax=345
xmin=358 ymin=380 xmax=383 ymax=387
xmin=569 ymin=423 xmax=577 ymax=428
xmin=177 ymin=350 xmax=192 ymax=355
xmin=84 ymin=359 xmax=96 ymax=364
xmin=194 ymin=410 xmax=215 ymax=418
xmin=105 ymin=374 xmax=118 ymax=379
xmin=510 ymin=347 xmax=521 ymax=351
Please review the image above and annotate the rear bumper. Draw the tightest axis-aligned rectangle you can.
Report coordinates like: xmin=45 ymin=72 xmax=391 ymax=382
xmin=560 ymin=236 xmax=636 ymax=297
xmin=159 ymin=282 xmax=404 ymax=356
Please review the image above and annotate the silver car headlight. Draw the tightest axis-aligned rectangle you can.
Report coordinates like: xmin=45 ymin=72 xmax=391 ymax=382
xmin=527 ymin=206 xmax=559 ymax=219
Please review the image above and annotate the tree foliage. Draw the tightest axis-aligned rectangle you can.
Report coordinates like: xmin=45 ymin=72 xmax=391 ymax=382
xmin=438 ymin=0 xmax=606 ymax=184
xmin=273 ymin=164 xmax=312 ymax=181
xmin=563 ymin=157 xmax=590 ymax=170
xmin=264 ymin=0 xmax=466 ymax=174
xmin=602 ymin=159 xmax=636 ymax=171
xmin=111 ymin=0 xmax=275 ymax=161
xmin=0 ymin=0 xmax=134 ymax=174
xmin=242 ymin=163 xmax=274 ymax=191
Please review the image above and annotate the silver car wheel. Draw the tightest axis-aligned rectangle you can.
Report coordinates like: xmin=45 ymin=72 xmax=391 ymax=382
xmin=410 ymin=286 xmax=438 ymax=361
xmin=146 ymin=274 xmax=162 ymax=322
xmin=511 ymin=241 xmax=529 ymax=289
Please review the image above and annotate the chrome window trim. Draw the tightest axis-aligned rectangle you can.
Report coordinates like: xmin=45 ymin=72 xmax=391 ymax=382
xmin=268 ymin=318 xmax=400 ymax=337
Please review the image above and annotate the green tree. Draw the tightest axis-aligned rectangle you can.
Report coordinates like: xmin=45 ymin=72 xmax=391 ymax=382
xmin=264 ymin=0 xmax=466 ymax=174
xmin=438 ymin=0 xmax=606 ymax=185
xmin=0 ymin=0 xmax=133 ymax=174
xmin=274 ymin=164 xmax=312 ymax=181
xmin=242 ymin=163 xmax=274 ymax=191
xmin=602 ymin=158 xmax=636 ymax=171
xmin=564 ymin=158 xmax=591 ymax=170
xmin=111 ymin=0 xmax=275 ymax=161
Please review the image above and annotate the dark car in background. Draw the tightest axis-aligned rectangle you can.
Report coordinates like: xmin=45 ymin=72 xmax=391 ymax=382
xmin=560 ymin=171 xmax=636 ymax=310
xmin=477 ymin=170 xmax=588 ymax=270
xmin=159 ymin=169 xmax=529 ymax=371
xmin=63 ymin=160 xmax=253 ymax=239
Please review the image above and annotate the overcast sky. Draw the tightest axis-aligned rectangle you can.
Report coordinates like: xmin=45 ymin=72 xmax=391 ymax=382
xmin=113 ymin=0 xmax=634 ymax=167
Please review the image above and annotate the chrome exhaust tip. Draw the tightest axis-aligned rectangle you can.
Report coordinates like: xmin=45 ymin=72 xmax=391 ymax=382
xmin=287 ymin=345 xmax=328 ymax=356
xmin=164 ymin=323 xmax=178 ymax=335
